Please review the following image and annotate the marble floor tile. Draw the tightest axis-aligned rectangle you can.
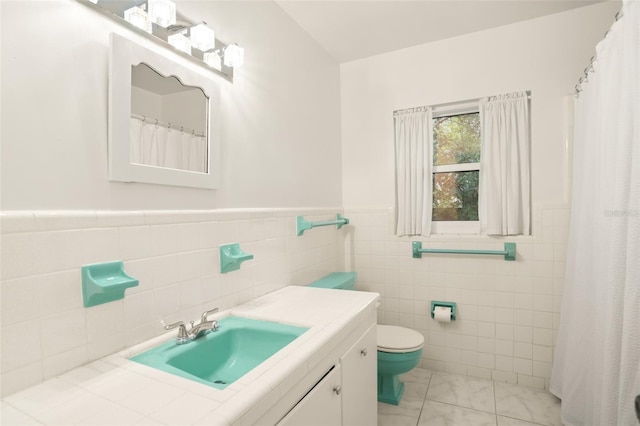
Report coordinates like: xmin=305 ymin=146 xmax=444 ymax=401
xmin=378 ymin=400 xmax=423 ymax=426
xmin=403 ymin=367 xmax=433 ymax=385
xmin=495 ymin=382 xmax=561 ymax=426
xmin=497 ymin=415 xmax=544 ymax=426
xmin=378 ymin=368 xmax=433 ymax=425
xmin=426 ymin=372 xmax=496 ymax=413
xmin=401 ymin=368 xmax=432 ymax=403
xmin=0 ymin=402 xmax=42 ymax=425
xmin=418 ymin=401 xmax=497 ymax=426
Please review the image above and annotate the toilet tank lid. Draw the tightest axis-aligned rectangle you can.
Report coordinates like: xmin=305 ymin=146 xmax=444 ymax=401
xmin=377 ymin=325 xmax=424 ymax=352
xmin=307 ymin=272 xmax=357 ymax=289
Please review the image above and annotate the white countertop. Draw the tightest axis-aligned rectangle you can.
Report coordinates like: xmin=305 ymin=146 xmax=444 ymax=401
xmin=1 ymin=286 xmax=380 ymax=425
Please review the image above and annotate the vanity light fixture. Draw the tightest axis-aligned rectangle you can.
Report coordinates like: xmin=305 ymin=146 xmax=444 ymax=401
xmin=168 ymin=30 xmax=191 ymax=55
xmin=77 ymin=0 xmax=244 ymax=80
xmin=190 ymin=23 xmax=215 ymax=52
xmin=124 ymin=6 xmax=152 ymax=34
xmin=223 ymin=44 xmax=244 ymax=68
xmin=147 ymin=0 xmax=176 ymax=28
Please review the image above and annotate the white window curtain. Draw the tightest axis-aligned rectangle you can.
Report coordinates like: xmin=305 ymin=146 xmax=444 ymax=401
xmin=478 ymin=92 xmax=531 ymax=235
xmin=394 ymin=106 xmax=433 ymax=236
xmin=550 ymin=1 xmax=639 ymax=425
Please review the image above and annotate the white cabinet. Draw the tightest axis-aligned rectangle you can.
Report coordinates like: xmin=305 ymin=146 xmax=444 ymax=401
xmin=277 ymin=365 xmax=342 ymax=426
xmin=277 ymin=324 xmax=378 ymax=426
xmin=340 ymin=324 xmax=377 ymax=426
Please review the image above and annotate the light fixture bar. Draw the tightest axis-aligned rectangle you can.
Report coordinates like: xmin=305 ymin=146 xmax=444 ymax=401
xmin=75 ymin=0 xmax=237 ymax=81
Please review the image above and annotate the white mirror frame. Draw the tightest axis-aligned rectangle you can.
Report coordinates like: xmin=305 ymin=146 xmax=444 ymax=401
xmin=109 ymin=33 xmax=221 ymax=189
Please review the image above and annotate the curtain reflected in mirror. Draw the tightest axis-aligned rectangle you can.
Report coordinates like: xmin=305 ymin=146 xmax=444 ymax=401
xmin=130 ymin=63 xmax=208 ymax=173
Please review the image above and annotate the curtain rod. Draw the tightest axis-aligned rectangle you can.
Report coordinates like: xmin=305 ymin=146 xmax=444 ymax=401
xmin=575 ymin=8 xmax=624 ymax=96
xmin=394 ymin=92 xmax=532 ymax=115
xmin=130 ymin=113 xmax=206 ymax=138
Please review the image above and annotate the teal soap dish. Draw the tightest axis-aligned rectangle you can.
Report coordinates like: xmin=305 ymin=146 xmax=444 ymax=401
xmin=220 ymin=243 xmax=254 ymax=274
xmin=82 ymin=261 xmax=138 ymax=307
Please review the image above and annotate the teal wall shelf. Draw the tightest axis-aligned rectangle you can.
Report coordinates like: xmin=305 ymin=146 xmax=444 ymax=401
xmin=82 ymin=261 xmax=138 ymax=308
xmin=220 ymin=243 xmax=254 ymax=273
xmin=296 ymin=214 xmax=350 ymax=236
xmin=430 ymin=301 xmax=457 ymax=321
xmin=412 ymin=241 xmax=516 ymax=261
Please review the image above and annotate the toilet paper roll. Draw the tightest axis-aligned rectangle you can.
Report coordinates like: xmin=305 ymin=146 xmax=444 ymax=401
xmin=433 ymin=306 xmax=452 ymax=322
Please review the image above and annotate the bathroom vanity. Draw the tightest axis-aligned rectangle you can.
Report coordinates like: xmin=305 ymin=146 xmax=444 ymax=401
xmin=2 ymin=286 xmax=379 ymax=425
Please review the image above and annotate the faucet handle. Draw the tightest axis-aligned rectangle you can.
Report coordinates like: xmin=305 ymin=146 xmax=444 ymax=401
xmin=164 ymin=320 xmax=184 ymax=330
xmin=201 ymin=307 xmax=219 ymax=322
xmin=164 ymin=321 xmax=189 ymax=339
xmin=164 ymin=321 xmax=191 ymax=344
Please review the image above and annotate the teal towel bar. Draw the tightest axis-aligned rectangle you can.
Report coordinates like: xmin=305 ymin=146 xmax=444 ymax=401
xmin=296 ymin=214 xmax=350 ymax=236
xmin=412 ymin=241 xmax=516 ymax=261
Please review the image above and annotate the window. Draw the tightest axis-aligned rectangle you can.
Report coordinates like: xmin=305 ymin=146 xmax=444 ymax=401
xmin=432 ymin=110 xmax=480 ymax=233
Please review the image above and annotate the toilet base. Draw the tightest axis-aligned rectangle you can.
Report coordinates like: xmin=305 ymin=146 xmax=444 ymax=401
xmin=377 ymin=374 xmax=404 ymax=405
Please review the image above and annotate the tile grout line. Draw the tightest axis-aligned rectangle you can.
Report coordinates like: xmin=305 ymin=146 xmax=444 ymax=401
xmin=414 ymin=372 xmax=434 ymax=426
xmin=494 ymin=381 xmax=498 ymax=426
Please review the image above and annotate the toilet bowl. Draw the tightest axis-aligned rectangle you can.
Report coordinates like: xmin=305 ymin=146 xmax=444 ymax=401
xmin=307 ymin=272 xmax=424 ymax=405
xmin=377 ymin=324 xmax=424 ymax=405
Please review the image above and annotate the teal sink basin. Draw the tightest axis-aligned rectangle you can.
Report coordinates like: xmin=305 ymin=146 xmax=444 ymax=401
xmin=130 ymin=316 xmax=308 ymax=389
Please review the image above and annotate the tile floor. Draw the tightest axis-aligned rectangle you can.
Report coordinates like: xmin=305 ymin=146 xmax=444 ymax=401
xmin=378 ymin=369 xmax=562 ymax=426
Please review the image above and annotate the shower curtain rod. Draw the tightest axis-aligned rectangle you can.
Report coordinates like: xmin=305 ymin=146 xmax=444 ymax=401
xmin=130 ymin=113 xmax=206 ymax=138
xmin=574 ymin=9 xmax=624 ymax=96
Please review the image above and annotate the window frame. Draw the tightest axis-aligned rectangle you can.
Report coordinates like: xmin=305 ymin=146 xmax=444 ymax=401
xmin=431 ymin=102 xmax=481 ymax=234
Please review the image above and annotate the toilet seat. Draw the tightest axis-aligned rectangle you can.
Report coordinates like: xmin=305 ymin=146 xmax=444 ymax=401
xmin=377 ymin=325 xmax=424 ymax=353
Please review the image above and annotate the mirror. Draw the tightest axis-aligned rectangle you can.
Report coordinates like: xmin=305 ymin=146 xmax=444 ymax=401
xmin=109 ymin=33 xmax=220 ymax=189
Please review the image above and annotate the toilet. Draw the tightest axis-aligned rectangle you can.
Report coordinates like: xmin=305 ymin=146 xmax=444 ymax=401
xmin=307 ymin=272 xmax=424 ymax=405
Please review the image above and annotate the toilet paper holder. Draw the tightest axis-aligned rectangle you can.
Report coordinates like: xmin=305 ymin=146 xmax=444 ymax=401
xmin=431 ymin=301 xmax=457 ymax=321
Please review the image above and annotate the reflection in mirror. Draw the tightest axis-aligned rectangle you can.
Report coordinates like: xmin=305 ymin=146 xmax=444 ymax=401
xmin=130 ymin=63 xmax=208 ymax=173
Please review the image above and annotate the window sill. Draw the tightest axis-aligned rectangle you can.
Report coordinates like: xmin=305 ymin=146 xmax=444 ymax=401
xmin=431 ymin=221 xmax=480 ymax=235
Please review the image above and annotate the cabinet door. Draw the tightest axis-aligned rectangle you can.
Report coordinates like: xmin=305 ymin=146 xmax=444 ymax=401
xmin=341 ymin=324 xmax=377 ymax=426
xmin=277 ymin=365 xmax=342 ymax=426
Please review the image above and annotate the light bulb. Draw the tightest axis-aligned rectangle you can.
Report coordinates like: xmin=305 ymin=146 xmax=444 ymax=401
xmin=203 ymin=51 xmax=222 ymax=71
xmin=168 ymin=31 xmax=191 ymax=55
xmin=147 ymin=0 xmax=176 ymax=28
xmin=124 ymin=6 xmax=152 ymax=34
xmin=190 ymin=23 xmax=215 ymax=52
xmin=223 ymin=44 xmax=244 ymax=68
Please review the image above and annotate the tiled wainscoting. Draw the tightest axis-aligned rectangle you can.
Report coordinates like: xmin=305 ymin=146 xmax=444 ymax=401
xmin=0 ymin=208 xmax=345 ymax=396
xmin=343 ymin=204 xmax=570 ymax=390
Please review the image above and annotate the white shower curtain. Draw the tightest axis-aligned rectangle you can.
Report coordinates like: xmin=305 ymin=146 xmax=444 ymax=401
xmin=129 ymin=117 xmax=207 ymax=173
xmin=550 ymin=1 xmax=639 ymax=425
xmin=478 ymin=92 xmax=531 ymax=235
xmin=394 ymin=106 xmax=433 ymax=236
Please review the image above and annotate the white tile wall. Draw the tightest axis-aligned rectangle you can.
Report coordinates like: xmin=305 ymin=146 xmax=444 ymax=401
xmin=0 ymin=208 xmax=345 ymax=396
xmin=343 ymin=203 xmax=569 ymax=390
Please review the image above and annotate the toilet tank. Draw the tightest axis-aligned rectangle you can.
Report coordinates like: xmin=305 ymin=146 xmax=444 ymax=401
xmin=307 ymin=272 xmax=357 ymax=290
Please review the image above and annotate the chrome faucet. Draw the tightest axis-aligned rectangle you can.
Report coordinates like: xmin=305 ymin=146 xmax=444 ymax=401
xmin=164 ymin=308 xmax=220 ymax=344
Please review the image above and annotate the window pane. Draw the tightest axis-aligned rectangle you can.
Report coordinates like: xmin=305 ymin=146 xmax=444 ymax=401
xmin=433 ymin=113 xmax=480 ymax=166
xmin=432 ymin=171 xmax=479 ymax=221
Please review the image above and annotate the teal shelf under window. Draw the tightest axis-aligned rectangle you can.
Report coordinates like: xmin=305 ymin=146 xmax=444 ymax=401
xmin=81 ymin=261 xmax=139 ymax=307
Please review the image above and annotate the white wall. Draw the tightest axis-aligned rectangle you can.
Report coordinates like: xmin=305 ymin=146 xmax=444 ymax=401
xmin=340 ymin=2 xmax=619 ymax=209
xmin=339 ymin=2 xmax=620 ymax=388
xmin=0 ymin=0 xmax=342 ymax=210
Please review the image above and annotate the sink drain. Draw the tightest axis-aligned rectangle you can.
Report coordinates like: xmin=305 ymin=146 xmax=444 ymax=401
xmin=214 ymin=380 xmax=226 ymax=384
